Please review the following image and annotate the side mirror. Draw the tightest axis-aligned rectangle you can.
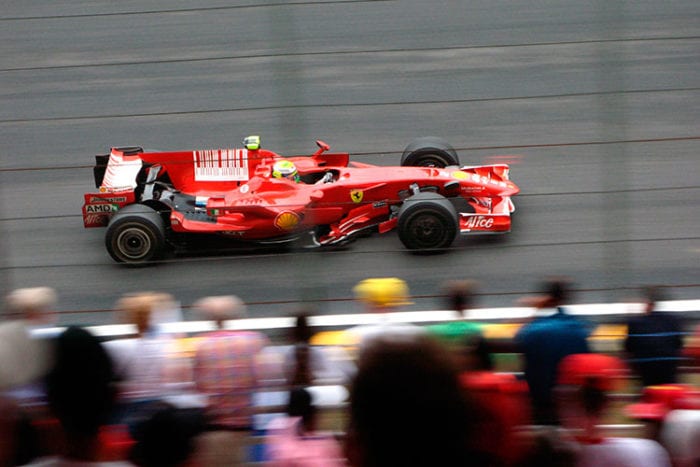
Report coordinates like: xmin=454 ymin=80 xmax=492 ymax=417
xmin=313 ymin=140 xmax=330 ymax=156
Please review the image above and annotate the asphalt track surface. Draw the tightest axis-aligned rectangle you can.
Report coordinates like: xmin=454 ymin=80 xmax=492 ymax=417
xmin=1 ymin=1 xmax=698 ymax=326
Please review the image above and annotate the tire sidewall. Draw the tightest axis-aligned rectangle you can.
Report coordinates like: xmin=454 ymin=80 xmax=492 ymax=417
xmin=105 ymin=205 xmax=165 ymax=264
xmin=397 ymin=194 xmax=458 ymax=250
xmin=401 ymin=148 xmax=459 ymax=167
xmin=401 ymin=136 xmax=460 ymax=167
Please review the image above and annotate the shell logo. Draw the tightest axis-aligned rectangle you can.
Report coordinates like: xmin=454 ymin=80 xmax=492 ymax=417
xmin=274 ymin=211 xmax=301 ymax=231
xmin=451 ymin=171 xmax=468 ymax=180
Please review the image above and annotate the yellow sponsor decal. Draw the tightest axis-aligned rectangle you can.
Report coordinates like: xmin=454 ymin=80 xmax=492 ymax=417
xmin=274 ymin=211 xmax=300 ymax=230
xmin=451 ymin=171 xmax=468 ymax=180
xmin=350 ymin=189 xmax=364 ymax=203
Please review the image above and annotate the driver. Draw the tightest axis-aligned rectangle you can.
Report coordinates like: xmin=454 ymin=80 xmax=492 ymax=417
xmin=271 ymin=159 xmax=301 ymax=183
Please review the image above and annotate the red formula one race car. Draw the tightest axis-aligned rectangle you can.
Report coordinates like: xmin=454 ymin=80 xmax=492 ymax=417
xmin=82 ymin=136 xmax=520 ymax=264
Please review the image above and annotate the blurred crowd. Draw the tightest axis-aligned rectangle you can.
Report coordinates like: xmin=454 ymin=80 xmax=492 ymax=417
xmin=1 ymin=278 xmax=699 ymax=467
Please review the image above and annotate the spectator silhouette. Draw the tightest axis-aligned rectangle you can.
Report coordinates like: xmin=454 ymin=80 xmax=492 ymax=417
xmin=624 ymin=286 xmax=684 ymax=387
xmin=285 ymin=311 xmax=318 ymax=387
xmin=283 ymin=310 xmax=352 ymax=388
xmin=1 ymin=287 xmax=58 ymax=395
xmin=191 ymin=295 xmax=270 ymax=465
xmin=685 ymin=323 xmax=700 ymax=368
xmin=515 ymin=277 xmax=591 ymax=425
xmin=344 ymin=334 xmax=497 ymax=467
xmin=625 ymin=383 xmax=700 ymax=465
xmin=30 ymin=326 xmax=133 ymax=466
xmin=104 ymin=292 xmax=180 ymax=431
xmin=1 ymin=288 xmax=60 ymax=464
xmin=553 ymin=353 xmax=670 ymax=467
xmin=346 ymin=277 xmax=425 ymax=351
xmin=128 ymin=402 xmax=206 ymax=467
xmin=0 ymin=394 xmax=40 ymax=466
xmin=265 ymin=387 xmax=345 ymax=466
xmin=658 ymin=405 xmax=700 ymax=467
xmin=426 ymin=280 xmax=486 ymax=371
xmin=5 ymin=286 xmax=58 ymax=327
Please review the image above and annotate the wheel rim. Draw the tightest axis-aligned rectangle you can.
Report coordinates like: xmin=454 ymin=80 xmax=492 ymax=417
xmin=116 ymin=227 xmax=152 ymax=260
xmin=415 ymin=155 xmax=447 ymax=167
xmin=408 ymin=213 xmax=449 ymax=248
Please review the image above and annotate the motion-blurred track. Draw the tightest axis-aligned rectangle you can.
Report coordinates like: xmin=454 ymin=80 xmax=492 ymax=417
xmin=1 ymin=0 xmax=698 ymax=324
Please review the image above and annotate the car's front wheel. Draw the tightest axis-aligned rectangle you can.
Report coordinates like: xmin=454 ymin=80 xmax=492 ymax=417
xmin=400 ymin=136 xmax=460 ymax=167
xmin=105 ymin=204 xmax=166 ymax=264
xmin=397 ymin=193 xmax=458 ymax=250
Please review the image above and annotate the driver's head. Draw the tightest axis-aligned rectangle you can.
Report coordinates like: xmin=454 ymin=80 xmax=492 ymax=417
xmin=272 ymin=160 xmax=300 ymax=183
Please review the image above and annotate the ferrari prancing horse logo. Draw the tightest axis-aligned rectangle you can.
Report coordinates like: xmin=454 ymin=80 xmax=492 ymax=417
xmin=350 ymin=190 xmax=363 ymax=203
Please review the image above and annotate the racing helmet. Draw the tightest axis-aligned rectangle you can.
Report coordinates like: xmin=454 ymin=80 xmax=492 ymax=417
xmin=272 ymin=159 xmax=300 ymax=182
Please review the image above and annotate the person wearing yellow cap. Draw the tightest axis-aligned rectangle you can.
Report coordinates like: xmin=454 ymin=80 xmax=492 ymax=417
xmin=346 ymin=277 xmax=425 ymax=352
xmin=352 ymin=277 xmax=413 ymax=310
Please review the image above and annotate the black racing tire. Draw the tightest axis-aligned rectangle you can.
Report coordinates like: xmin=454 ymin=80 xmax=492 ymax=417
xmin=397 ymin=192 xmax=459 ymax=250
xmin=400 ymin=136 xmax=460 ymax=167
xmin=105 ymin=204 xmax=166 ymax=264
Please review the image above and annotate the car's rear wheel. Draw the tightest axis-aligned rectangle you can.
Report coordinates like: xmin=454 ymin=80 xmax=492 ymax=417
xmin=105 ymin=204 xmax=166 ymax=264
xmin=397 ymin=193 xmax=458 ymax=250
xmin=401 ymin=136 xmax=460 ymax=167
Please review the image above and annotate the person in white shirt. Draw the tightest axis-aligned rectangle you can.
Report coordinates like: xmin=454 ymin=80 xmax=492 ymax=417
xmin=625 ymin=383 xmax=700 ymax=467
xmin=660 ymin=408 xmax=700 ymax=467
xmin=1 ymin=287 xmax=58 ymax=394
xmin=554 ymin=353 xmax=671 ymax=467
xmin=103 ymin=292 xmax=192 ymax=428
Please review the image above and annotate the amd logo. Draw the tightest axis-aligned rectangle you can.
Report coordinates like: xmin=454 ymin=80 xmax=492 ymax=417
xmin=85 ymin=204 xmax=116 ymax=213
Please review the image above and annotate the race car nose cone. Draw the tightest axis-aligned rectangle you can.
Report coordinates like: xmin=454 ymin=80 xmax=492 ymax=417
xmin=502 ymin=182 xmax=520 ymax=196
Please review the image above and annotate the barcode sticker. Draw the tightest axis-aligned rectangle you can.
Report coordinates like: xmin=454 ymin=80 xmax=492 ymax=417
xmin=193 ymin=149 xmax=249 ymax=181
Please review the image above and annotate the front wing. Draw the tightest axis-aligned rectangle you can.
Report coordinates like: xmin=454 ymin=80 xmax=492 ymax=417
xmin=459 ymin=197 xmax=516 ymax=234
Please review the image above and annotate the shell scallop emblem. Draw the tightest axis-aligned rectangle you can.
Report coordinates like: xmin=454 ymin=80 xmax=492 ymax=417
xmin=451 ymin=171 xmax=468 ymax=180
xmin=274 ymin=211 xmax=301 ymax=231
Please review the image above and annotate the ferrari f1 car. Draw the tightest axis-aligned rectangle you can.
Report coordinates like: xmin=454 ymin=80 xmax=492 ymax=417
xmin=82 ymin=136 xmax=519 ymax=264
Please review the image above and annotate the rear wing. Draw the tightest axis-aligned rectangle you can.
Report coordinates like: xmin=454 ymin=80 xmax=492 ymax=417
xmin=92 ymin=147 xmax=143 ymax=189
